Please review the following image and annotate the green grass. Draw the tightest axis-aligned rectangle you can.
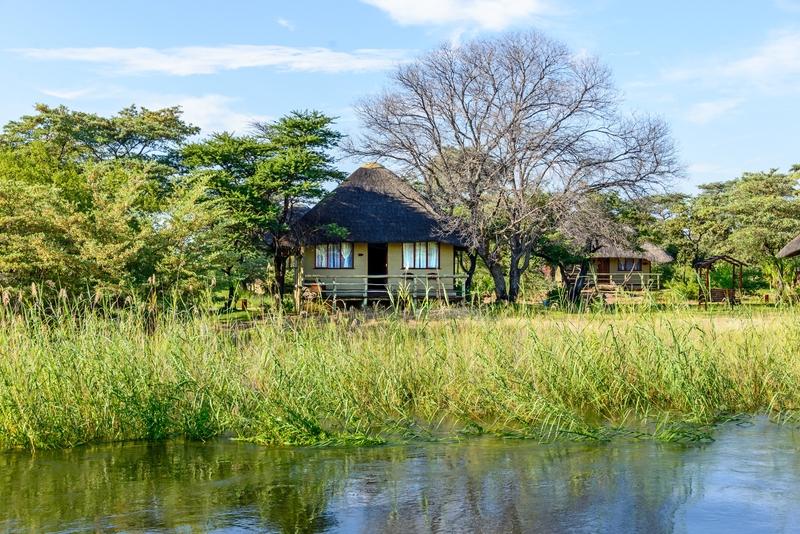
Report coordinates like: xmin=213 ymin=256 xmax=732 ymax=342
xmin=1 ymin=302 xmax=799 ymax=450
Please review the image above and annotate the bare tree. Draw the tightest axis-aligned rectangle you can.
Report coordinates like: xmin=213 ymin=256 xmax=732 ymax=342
xmin=348 ymin=31 xmax=681 ymax=302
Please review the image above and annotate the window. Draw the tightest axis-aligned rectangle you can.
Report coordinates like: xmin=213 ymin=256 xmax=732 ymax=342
xmin=402 ymin=242 xmax=440 ymax=269
xmin=315 ymin=243 xmax=353 ymax=269
xmin=617 ymin=258 xmax=642 ymax=272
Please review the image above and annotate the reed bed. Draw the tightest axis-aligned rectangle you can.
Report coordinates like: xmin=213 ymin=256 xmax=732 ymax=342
xmin=1 ymin=304 xmax=799 ymax=450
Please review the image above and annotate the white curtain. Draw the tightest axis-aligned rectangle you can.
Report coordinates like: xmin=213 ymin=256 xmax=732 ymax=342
xmin=315 ymin=245 xmax=327 ymax=268
xmin=427 ymin=242 xmax=439 ymax=268
xmin=341 ymin=243 xmax=353 ymax=268
xmin=403 ymin=243 xmax=414 ymax=269
xmin=328 ymin=244 xmax=341 ymax=268
xmin=415 ymin=242 xmax=426 ymax=268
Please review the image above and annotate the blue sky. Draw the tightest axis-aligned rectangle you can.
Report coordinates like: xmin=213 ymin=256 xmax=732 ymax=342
xmin=1 ymin=0 xmax=799 ymax=191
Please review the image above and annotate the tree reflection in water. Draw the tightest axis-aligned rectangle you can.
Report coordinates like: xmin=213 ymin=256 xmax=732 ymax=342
xmin=2 ymin=419 xmax=799 ymax=533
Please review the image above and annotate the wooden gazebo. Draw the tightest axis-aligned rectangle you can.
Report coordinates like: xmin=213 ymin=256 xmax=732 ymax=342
xmin=693 ymin=255 xmax=746 ymax=307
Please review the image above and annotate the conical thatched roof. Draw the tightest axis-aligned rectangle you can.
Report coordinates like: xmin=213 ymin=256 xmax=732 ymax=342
xmin=778 ymin=233 xmax=800 ymax=258
xmin=295 ymin=164 xmax=464 ymax=246
xmin=591 ymin=242 xmax=673 ymax=264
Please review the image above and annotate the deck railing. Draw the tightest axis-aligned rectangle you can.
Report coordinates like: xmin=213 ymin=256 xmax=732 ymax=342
xmin=299 ymin=274 xmax=468 ymax=301
xmin=571 ymin=272 xmax=662 ymax=290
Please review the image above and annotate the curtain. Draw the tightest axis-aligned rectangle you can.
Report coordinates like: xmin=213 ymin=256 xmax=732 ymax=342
xmin=403 ymin=243 xmax=414 ymax=269
xmin=415 ymin=242 xmax=426 ymax=268
xmin=341 ymin=243 xmax=353 ymax=268
xmin=427 ymin=242 xmax=439 ymax=269
xmin=316 ymin=245 xmax=327 ymax=268
xmin=619 ymin=258 xmax=642 ymax=271
xmin=328 ymin=244 xmax=341 ymax=268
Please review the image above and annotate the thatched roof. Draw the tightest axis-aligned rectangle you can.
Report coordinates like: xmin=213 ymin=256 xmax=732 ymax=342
xmin=778 ymin=233 xmax=800 ymax=258
xmin=294 ymin=163 xmax=465 ymax=246
xmin=591 ymin=242 xmax=673 ymax=264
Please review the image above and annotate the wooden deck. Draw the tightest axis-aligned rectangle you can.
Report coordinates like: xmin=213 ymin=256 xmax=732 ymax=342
xmin=569 ymin=272 xmax=662 ymax=291
xmin=298 ymin=274 xmax=467 ymax=302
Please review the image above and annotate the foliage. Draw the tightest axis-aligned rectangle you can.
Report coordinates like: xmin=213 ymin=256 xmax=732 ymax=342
xmin=183 ymin=111 xmax=344 ymax=300
xmin=0 ymin=105 xmax=229 ymax=302
xmin=649 ymin=170 xmax=800 ymax=297
xmin=0 ymin=105 xmax=347 ymax=306
xmin=0 ymin=103 xmax=198 ymax=191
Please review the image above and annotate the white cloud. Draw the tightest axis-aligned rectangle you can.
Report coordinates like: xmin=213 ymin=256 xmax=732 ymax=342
xmin=143 ymin=94 xmax=270 ymax=134
xmin=39 ymin=87 xmax=102 ymax=100
xmin=719 ymin=31 xmax=800 ymax=88
xmin=15 ymin=45 xmax=410 ymax=76
xmin=685 ymin=97 xmax=743 ymax=125
xmin=687 ymin=162 xmax=723 ymax=175
xmin=361 ymin=0 xmax=552 ymax=30
xmin=276 ymin=18 xmax=295 ymax=31
xmin=665 ymin=30 xmax=800 ymax=93
xmin=775 ymin=0 xmax=800 ymax=12
xmin=39 ymin=84 xmax=130 ymax=101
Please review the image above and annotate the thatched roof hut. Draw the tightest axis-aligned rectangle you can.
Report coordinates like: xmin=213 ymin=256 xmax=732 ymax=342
xmin=778 ymin=233 xmax=800 ymax=258
xmin=295 ymin=163 xmax=464 ymax=246
xmin=591 ymin=242 xmax=673 ymax=264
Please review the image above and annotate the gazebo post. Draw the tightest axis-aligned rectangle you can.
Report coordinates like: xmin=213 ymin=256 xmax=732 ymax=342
xmin=738 ymin=264 xmax=743 ymax=303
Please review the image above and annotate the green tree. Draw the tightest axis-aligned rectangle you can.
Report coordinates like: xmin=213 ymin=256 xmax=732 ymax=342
xmin=716 ymin=170 xmax=800 ymax=296
xmin=0 ymin=105 xmax=227 ymax=304
xmin=182 ymin=133 xmax=273 ymax=309
xmin=184 ymin=111 xmax=344 ymax=303
xmin=654 ymin=169 xmax=800 ymax=299
xmin=253 ymin=111 xmax=344 ymax=295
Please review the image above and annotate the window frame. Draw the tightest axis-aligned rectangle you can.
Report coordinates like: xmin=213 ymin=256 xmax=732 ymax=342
xmin=314 ymin=243 xmax=355 ymax=269
xmin=402 ymin=241 xmax=440 ymax=270
xmin=617 ymin=257 xmax=642 ymax=272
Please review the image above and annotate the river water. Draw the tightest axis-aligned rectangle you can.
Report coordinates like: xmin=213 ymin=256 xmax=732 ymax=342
xmin=1 ymin=417 xmax=799 ymax=533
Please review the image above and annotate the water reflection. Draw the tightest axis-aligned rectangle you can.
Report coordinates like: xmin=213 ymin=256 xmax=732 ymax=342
xmin=1 ymin=418 xmax=799 ymax=533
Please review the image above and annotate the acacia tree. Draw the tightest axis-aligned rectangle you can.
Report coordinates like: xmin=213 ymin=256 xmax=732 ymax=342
xmin=0 ymin=104 xmax=235 ymax=303
xmin=183 ymin=111 xmax=343 ymax=305
xmin=667 ymin=170 xmax=800 ymax=299
xmin=349 ymin=31 xmax=680 ymax=301
xmin=252 ymin=111 xmax=344 ymax=296
xmin=181 ymin=133 xmax=273 ymax=309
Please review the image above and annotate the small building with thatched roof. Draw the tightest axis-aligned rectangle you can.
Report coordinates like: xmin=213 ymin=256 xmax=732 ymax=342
xmin=292 ymin=163 xmax=467 ymax=301
xmin=591 ymin=242 xmax=672 ymax=272
xmin=587 ymin=242 xmax=673 ymax=289
xmin=556 ymin=241 xmax=673 ymax=291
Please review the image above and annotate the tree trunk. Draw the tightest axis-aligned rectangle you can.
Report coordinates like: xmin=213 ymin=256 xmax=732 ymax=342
xmin=774 ymin=258 xmax=787 ymax=303
xmin=486 ymin=260 xmax=508 ymax=301
xmin=223 ymin=266 xmax=236 ymax=311
xmin=274 ymin=250 xmax=287 ymax=298
xmin=565 ymin=261 xmax=590 ymax=303
xmin=507 ymin=251 xmax=531 ymax=303
xmin=459 ymin=251 xmax=478 ymax=297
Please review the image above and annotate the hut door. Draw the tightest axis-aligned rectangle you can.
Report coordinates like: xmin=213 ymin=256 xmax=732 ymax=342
xmin=367 ymin=243 xmax=388 ymax=295
xmin=597 ymin=258 xmax=610 ymax=273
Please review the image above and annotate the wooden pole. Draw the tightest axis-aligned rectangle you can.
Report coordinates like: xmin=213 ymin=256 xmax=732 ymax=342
xmin=738 ymin=264 xmax=743 ymax=303
xmin=293 ymin=252 xmax=302 ymax=312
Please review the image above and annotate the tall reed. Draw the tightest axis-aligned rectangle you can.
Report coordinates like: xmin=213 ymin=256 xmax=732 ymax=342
xmin=1 ymin=302 xmax=798 ymax=450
